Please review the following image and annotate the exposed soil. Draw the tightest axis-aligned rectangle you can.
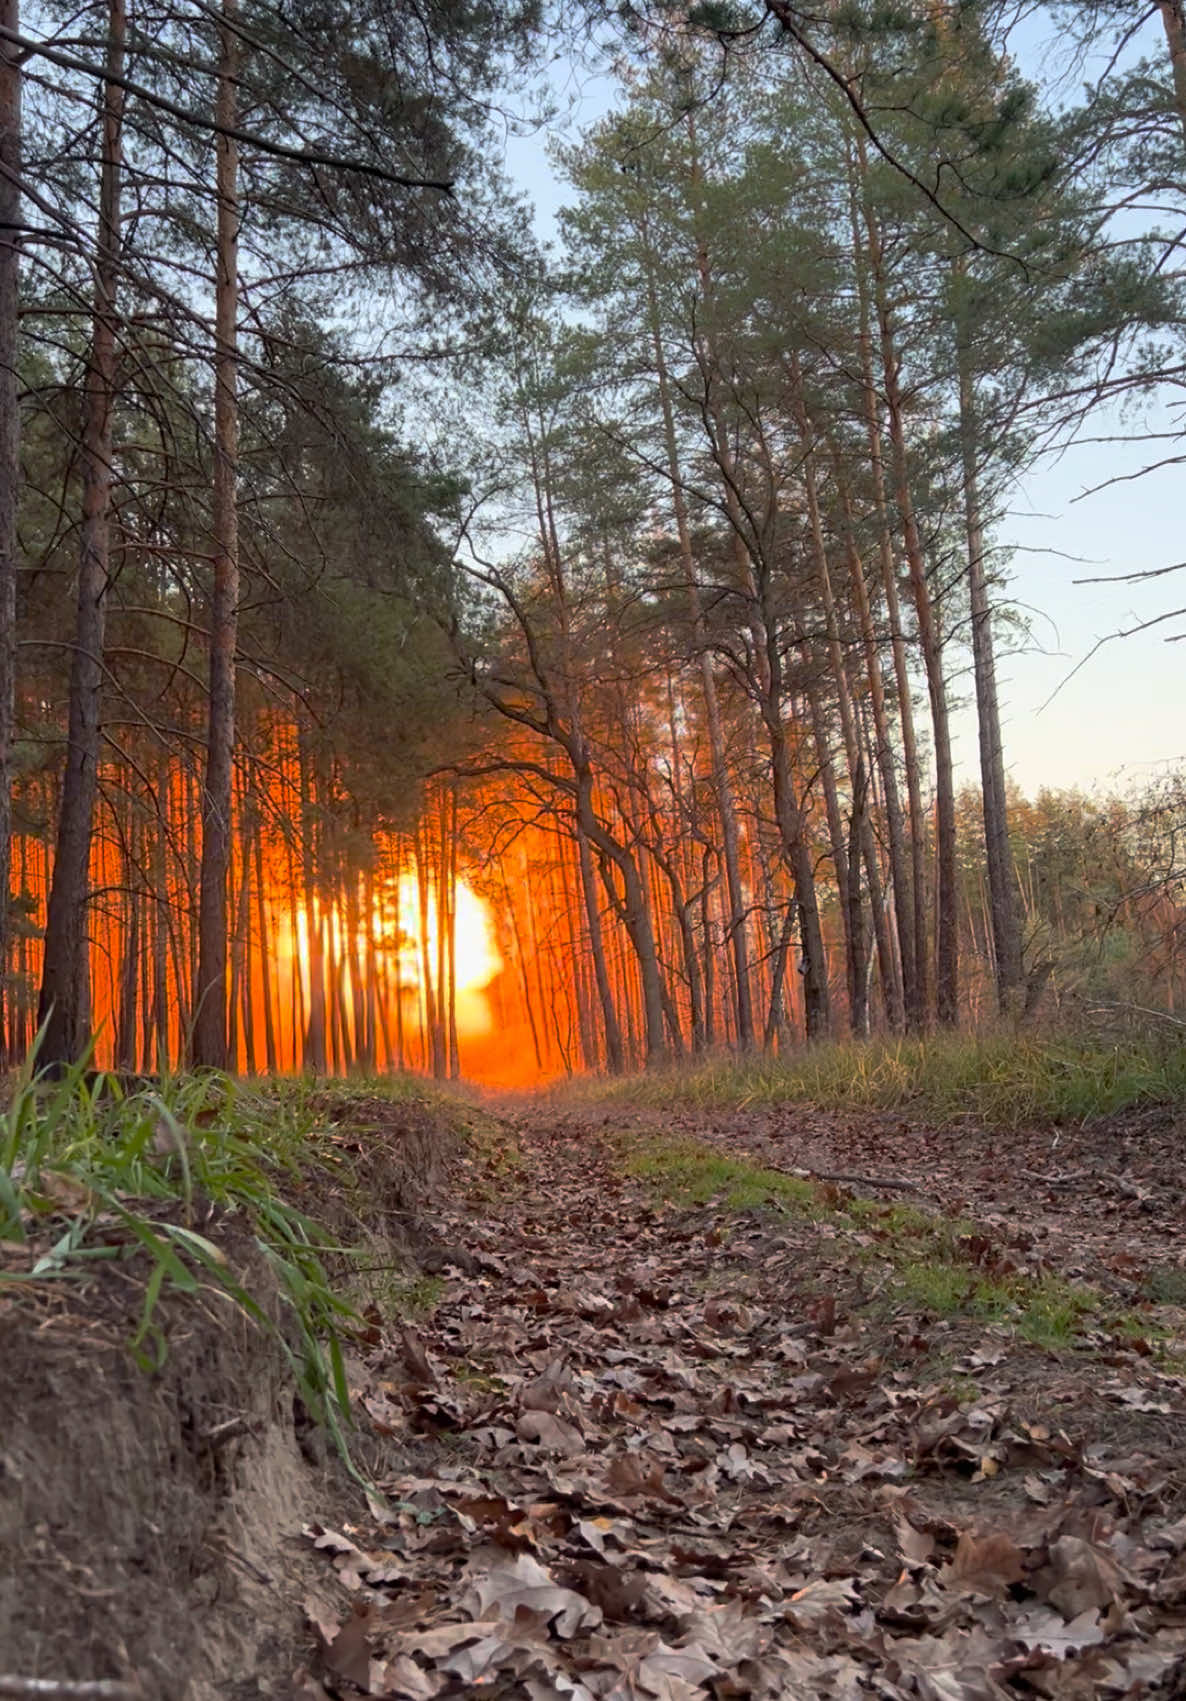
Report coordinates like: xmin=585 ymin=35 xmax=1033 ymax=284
xmin=0 ymin=1094 xmax=462 ymax=1701
xmin=0 ymin=1222 xmax=341 ymax=1699
xmin=4 ymin=1093 xmax=1186 ymax=1699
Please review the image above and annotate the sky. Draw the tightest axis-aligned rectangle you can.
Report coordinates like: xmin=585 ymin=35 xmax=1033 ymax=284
xmin=498 ymin=22 xmax=1186 ymax=803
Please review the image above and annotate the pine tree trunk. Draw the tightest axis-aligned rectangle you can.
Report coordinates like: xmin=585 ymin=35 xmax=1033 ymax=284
xmin=864 ymin=194 xmax=958 ymax=1024
xmin=765 ymin=670 xmax=830 ymax=1040
xmin=958 ymin=330 xmax=1024 ymax=1013
xmin=501 ymin=861 xmax=543 ymax=1072
xmin=0 ymin=0 xmax=19 ymax=1065
xmin=193 ymin=0 xmax=240 ymax=1068
xmin=447 ymin=788 xmax=460 ymax=1078
xmin=233 ymin=805 xmax=254 ymax=1071
xmin=415 ymin=824 xmax=441 ymax=1077
xmin=831 ymin=459 xmax=909 ymax=1027
xmin=576 ymin=820 xmax=623 ymax=1071
xmin=579 ymin=770 xmax=668 ymax=1063
xmin=790 ymin=367 xmax=898 ymax=1033
xmin=152 ymin=764 xmax=170 ymax=1069
xmin=299 ymin=739 xmax=327 ymax=1073
xmin=698 ymin=402 xmax=830 ymax=1036
xmin=116 ymin=849 xmax=139 ymax=1072
xmin=642 ymin=242 xmax=755 ymax=1050
xmin=1159 ymin=0 xmax=1186 ymax=140
xmin=251 ymin=811 xmax=277 ymax=1070
xmin=848 ymin=157 xmax=928 ymax=1026
xmin=37 ymin=0 xmax=125 ymax=1067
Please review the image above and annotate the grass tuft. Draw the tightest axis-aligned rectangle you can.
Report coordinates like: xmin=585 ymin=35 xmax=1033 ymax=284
xmin=0 ymin=1051 xmax=456 ymax=1464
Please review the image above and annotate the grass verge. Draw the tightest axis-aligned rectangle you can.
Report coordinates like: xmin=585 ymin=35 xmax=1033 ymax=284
xmin=0 ymin=1056 xmax=458 ymax=1462
xmin=588 ymin=1028 xmax=1186 ymax=1128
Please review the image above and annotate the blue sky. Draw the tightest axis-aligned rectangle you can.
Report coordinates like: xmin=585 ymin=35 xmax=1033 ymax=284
xmin=500 ymin=32 xmax=1185 ymax=801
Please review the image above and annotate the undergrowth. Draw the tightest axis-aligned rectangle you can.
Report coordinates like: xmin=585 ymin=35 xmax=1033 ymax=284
xmin=0 ymin=1054 xmax=453 ymax=1464
xmin=620 ymin=1133 xmax=1148 ymax=1352
xmin=591 ymin=1028 xmax=1186 ymax=1128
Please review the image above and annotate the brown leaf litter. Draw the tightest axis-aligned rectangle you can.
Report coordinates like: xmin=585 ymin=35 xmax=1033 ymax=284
xmin=298 ymin=1101 xmax=1186 ymax=1700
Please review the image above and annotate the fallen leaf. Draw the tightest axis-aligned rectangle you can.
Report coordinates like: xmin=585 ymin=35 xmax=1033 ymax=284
xmin=947 ymin=1529 xmax=1025 ymax=1595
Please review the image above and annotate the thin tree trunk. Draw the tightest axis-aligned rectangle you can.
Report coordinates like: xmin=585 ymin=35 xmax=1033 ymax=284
xmin=642 ymin=238 xmax=755 ymax=1050
xmin=416 ymin=824 xmax=441 ymax=1077
xmin=958 ymin=324 xmax=1023 ymax=1013
xmin=233 ymin=807 xmax=253 ymax=1071
xmin=863 ymin=184 xmax=958 ymax=1023
xmin=789 ymin=365 xmax=897 ymax=1034
xmin=580 ymin=769 xmax=668 ymax=1063
xmin=848 ymin=154 xmax=928 ymax=1025
xmin=1158 ymin=0 xmax=1186 ymax=140
xmin=193 ymin=0 xmax=241 ymax=1068
xmin=831 ymin=456 xmax=909 ymax=1028
xmin=116 ymin=864 xmax=138 ymax=1073
xmin=37 ymin=0 xmax=125 ymax=1066
xmin=299 ymin=740 xmax=326 ymax=1073
xmin=252 ymin=812 xmax=277 ymax=1071
xmin=152 ymin=771 xmax=170 ymax=1069
xmin=447 ymin=788 xmax=460 ymax=1077
xmin=344 ymin=871 xmax=367 ymax=1073
xmin=0 ymin=0 xmax=19 ymax=1065
xmin=501 ymin=861 xmax=543 ymax=1073
xmin=576 ymin=820 xmax=623 ymax=1072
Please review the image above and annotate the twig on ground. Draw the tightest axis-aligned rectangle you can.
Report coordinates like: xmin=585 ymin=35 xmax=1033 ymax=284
xmin=200 ymin=1414 xmax=255 ymax=1449
xmin=791 ymin=1167 xmax=921 ymax=1194
xmin=1019 ymin=1169 xmax=1088 ymax=1189
xmin=0 ymin=1680 xmax=142 ymax=1699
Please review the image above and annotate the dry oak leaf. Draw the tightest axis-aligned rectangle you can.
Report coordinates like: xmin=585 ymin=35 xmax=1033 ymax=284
xmin=636 ymin=1641 xmax=723 ymax=1698
xmin=393 ymin=1620 xmax=507 ymax=1660
xmin=371 ymin=1653 xmax=443 ymax=1699
xmin=397 ymin=1325 xmax=436 ymax=1386
xmin=947 ymin=1530 xmax=1026 ymax=1596
xmin=1039 ymin=1535 xmax=1129 ymax=1619
xmin=784 ymin=1576 xmax=860 ymax=1629
xmin=516 ymin=1410 xmax=585 ymax=1454
xmin=894 ymin=1513 xmax=937 ymax=1566
xmin=322 ymin=1605 xmax=376 ymax=1689
xmin=1011 ymin=1605 xmax=1106 ymax=1660
xmin=605 ymin=1452 xmax=683 ymax=1505
xmin=469 ymin=1550 xmax=604 ymax=1637
xmin=889 ymin=1627 xmax=1014 ymax=1701
xmin=521 ymin=1360 xmax=576 ymax=1412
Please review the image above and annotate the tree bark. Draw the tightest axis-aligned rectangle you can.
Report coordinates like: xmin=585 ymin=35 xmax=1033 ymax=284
xmin=1158 ymin=0 xmax=1186 ymax=141
xmin=193 ymin=0 xmax=240 ymax=1068
xmin=38 ymin=0 xmax=125 ymax=1067
xmin=864 ymin=188 xmax=959 ymax=1024
xmin=958 ymin=325 xmax=1024 ymax=1011
xmin=788 ymin=363 xmax=897 ymax=1034
xmin=848 ymin=153 xmax=928 ymax=1026
xmin=641 ymin=235 xmax=755 ymax=1050
xmin=252 ymin=808 xmax=277 ymax=1071
xmin=576 ymin=818 xmax=624 ymax=1071
xmin=0 ymin=0 xmax=18 ymax=1065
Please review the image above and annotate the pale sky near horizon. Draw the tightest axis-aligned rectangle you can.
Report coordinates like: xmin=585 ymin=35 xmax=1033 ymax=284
xmin=499 ymin=28 xmax=1186 ymax=803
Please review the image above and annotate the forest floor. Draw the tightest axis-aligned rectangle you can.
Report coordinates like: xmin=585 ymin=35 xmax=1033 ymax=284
xmin=4 ymin=1079 xmax=1186 ymax=1699
xmin=292 ymin=1091 xmax=1186 ymax=1701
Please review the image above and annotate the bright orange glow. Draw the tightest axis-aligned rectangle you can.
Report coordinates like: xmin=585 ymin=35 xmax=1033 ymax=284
xmin=394 ymin=872 xmax=502 ymax=995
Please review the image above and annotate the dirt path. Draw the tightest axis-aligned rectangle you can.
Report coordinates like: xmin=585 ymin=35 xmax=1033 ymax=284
xmin=297 ymin=1101 xmax=1186 ymax=1700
